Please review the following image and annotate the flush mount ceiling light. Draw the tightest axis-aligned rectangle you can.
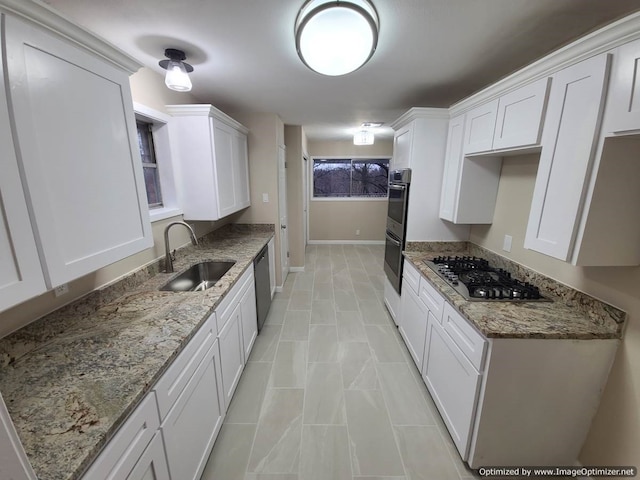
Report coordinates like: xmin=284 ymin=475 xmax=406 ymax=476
xmin=353 ymin=129 xmax=374 ymax=145
xmin=159 ymin=48 xmax=194 ymax=92
xmin=295 ymin=0 xmax=379 ymax=76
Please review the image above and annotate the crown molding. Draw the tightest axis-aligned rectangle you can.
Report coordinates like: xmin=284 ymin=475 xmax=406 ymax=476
xmin=0 ymin=0 xmax=141 ymax=73
xmin=449 ymin=11 xmax=640 ymax=116
xmin=390 ymin=107 xmax=449 ymax=130
xmin=165 ymin=104 xmax=249 ymax=133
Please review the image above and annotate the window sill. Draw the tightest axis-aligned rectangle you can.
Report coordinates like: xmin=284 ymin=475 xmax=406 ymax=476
xmin=149 ymin=206 xmax=183 ymax=223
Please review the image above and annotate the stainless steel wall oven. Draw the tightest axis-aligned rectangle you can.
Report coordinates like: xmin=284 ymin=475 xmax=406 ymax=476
xmin=384 ymin=168 xmax=411 ymax=293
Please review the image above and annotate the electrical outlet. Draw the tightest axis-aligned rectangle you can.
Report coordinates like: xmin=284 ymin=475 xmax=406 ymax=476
xmin=54 ymin=283 xmax=69 ymax=297
xmin=262 ymin=193 xmax=269 ymax=203
xmin=356 ymin=229 xmax=360 ymax=236
xmin=503 ymin=234 xmax=513 ymax=253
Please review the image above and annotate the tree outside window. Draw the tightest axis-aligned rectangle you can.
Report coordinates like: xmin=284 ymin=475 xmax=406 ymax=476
xmin=313 ymin=158 xmax=390 ymax=198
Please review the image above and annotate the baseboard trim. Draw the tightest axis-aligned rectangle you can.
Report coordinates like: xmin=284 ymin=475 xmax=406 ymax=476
xmin=289 ymin=267 xmax=305 ymax=272
xmin=308 ymin=240 xmax=385 ymax=245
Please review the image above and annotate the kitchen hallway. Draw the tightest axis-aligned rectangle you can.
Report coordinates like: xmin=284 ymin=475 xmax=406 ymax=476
xmin=200 ymin=244 xmax=480 ymax=480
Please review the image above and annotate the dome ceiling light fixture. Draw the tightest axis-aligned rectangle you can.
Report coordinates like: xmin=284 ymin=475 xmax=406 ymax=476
xmin=159 ymin=48 xmax=194 ymax=92
xmin=295 ymin=0 xmax=379 ymax=76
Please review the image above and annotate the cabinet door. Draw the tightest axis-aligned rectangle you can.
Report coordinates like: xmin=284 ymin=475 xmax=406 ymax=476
xmin=423 ymin=316 xmax=481 ymax=461
xmin=218 ymin=302 xmax=244 ymax=410
xmin=0 ymin=44 xmax=46 ymax=311
xmin=82 ymin=394 xmax=160 ymax=480
xmin=524 ymin=54 xmax=610 ymax=261
xmin=398 ymin=281 xmax=428 ymax=371
xmin=439 ymin=114 xmax=465 ymax=222
xmin=606 ymin=39 xmax=640 ymax=133
xmin=240 ymin=277 xmax=258 ymax=361
xmin=212 ymin=119 xmax=238 ymax=218
xmin=161 ymin=342 xmax=224 ymax=480
xmin=4 ymin=15 xmax=152 ymax=287
xmin=463 ymin=99 xmax=499 ymax=154
xmin=234 ymin=130 xmax=251 ymax=209
xmin=493 ymin=78 xmax=550 ymax=150
xmin=392 ymin=124 xmax=413 ymax=170
xmin=127 ymin=434 xmax=170 ymax=480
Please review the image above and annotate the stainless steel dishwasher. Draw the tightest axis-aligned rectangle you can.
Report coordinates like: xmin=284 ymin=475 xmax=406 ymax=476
xmin=254 ymin=244 xmax=271 ymax=332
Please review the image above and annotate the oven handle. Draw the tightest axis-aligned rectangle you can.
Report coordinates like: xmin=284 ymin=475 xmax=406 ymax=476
xmin=386 ymin=232 xmax=402 ymax=247
xmin=389 ymin=184 xmax=407 ymax=191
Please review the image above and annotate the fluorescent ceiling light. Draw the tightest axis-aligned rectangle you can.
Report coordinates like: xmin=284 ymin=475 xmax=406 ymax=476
xmin=295 ymin=0 xmax=379 ymax=76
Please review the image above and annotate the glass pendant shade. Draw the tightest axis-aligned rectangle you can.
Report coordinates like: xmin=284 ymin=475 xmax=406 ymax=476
xmin=164 ymin=60 xmax=192 ymax=92
xmin=353 ymin=130 xmax=374 ymax=145
xmin=296 ymin=0 xmax=379 ymax=76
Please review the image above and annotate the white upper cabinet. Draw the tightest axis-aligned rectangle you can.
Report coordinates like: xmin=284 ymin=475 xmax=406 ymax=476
xmin=604 ymin=38 xmax=640 ymax=134
xmin=463 ymin=100 xmax=499 ymax=154
xmin=1 ymin=12 xmax=152 ymax=291
xmin=492 ymin=77 xmax=550 ymax=150
xmin=440 ymin=114 xmax=502 ymax=225
xmin=464 ymin=78 xmax=550 ymax=155
xmin=391 ymin=123 xmax=412 ymax=170
xmin=0 ymin=36 xmax=46 ymax=311
xmin=166 ymin=105 xmax=250 ymax=221
xmin=525 ymin=54 xmax=611 ymax=261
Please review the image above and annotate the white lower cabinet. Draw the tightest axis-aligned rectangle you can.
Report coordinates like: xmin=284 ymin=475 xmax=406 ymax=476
xmin=423 ymin=306 xmax=484 ymax=460
xmin=127 ymin=434 xmax=170 ymax=480
xmin=160 ymin=341 xmax=224 ymax=480
xmin=218 ymin=301 xmax=245 ymax=410
xmin=399 ymin=269 xmax=428 ymax=371
xmin=240 ymin=275 xmax=258 ymax=360
xmin=82 ymin=394 xmax=162 ymax=480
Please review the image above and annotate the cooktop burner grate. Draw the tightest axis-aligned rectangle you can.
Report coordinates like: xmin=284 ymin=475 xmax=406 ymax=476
xmin=423 ymin=256 xmax=550 ymax=302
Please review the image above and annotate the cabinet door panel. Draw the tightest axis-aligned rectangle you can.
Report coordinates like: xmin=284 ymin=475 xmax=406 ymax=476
xmin=4 ymin=15 xmax=151 ymax=286
xmin=218 ymin=303 xmax=244 ymax=410
xmin=0 ymin=45 xmax=46 ymax=310
xmin=212 ymin=120 xmax=237 ymax=218
xmin=606 ymin=39 xmax=640 ymax=133
xmin=127 ymin=434 xmax=170 ymax=480
xmin=399 ymin=281 xmax=428 ymax=371
xmin=423 ymin=317 xmax=481 ymax=460
xmin=240 ymin=278 xmax=257 ymax=361
xmin=161 ymin=342 xmax=224 ymax=480
xmin=525 ymin=54 xmax=610 ymax=260
xmin=463 ymin=100 xmax=499 ymax=154
xmin=439 ymin=115 xmax=465 ymax=221
xmin=392 ymin=125 xmax=412 ymax=170
xmin=493 ymin=77 xmax=550 ymax=150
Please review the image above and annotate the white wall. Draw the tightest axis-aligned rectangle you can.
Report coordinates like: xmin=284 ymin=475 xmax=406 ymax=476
xmin=469 ymin=154 xmax=640 ymax=467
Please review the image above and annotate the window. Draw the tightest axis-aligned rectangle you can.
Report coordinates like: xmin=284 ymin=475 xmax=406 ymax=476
xmin=133 ymin=103 xmax=182 ymax=222
xmin=313 ymin=158 xmax=390 ymax=198
xmin=136 ymin=120 xmax=162 ymax=208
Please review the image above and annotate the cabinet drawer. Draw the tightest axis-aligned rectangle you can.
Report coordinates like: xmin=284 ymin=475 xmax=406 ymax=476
xmin=402 ymin=259 xmax=420 ymax=294
xmin=418 ymin=277 xmax=445 ymax=322
xmin=153 ymin=312 xmax=217 ymax=419
xmin=442 ymin=303 xmax=487 ymax=371
xmin=216 ymin=266 xmax=253 ymax=333
xmin=82 ymin=393 xmax=159 ymax=480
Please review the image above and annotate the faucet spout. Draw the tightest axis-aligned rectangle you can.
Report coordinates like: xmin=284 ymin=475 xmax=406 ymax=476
xmin=164 ymin=221 xmax=198 ymax=273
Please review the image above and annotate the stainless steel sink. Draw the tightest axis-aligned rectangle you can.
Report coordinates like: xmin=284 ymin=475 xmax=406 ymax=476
xmin=160 ymin=261 xmax=236 ymax=292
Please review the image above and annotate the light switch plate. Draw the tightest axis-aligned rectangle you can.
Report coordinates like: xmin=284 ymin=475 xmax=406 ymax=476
xmin=503 ymin=234 xmax=513 ymax=252
xmin=262 ymin=193 xmax=269 ymax=203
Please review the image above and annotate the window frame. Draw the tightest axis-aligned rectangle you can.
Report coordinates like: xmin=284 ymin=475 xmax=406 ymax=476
xmin=310 ymin=155 xmax=391 ymax=202
xmin=133 ymin=102 xmax=182 ymax=222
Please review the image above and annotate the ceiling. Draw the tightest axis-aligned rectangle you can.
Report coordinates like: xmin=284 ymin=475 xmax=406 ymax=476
xmin=42 ymin=0 xmax=640 ymax=141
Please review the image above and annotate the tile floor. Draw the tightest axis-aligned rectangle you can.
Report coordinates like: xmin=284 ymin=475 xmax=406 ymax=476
xmin=201 ymin=244 xmax=480 ymax=480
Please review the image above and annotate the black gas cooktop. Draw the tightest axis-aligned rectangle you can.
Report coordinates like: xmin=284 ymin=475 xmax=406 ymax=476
xmin=424 ymin=256 xmax=550 ymax=302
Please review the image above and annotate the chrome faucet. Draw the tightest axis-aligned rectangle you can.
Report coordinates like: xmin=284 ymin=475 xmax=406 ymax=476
xmin=164 ymin=221 xmax=198 ymax=273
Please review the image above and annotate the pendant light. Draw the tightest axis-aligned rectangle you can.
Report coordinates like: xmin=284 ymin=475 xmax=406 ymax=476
xmin=295 ymin=0 xmax=379 ymax=76
xmin=159 ymin=48 xmax=194 ymax=92
xmin=353 ymin=130 xmax=374 ymax=145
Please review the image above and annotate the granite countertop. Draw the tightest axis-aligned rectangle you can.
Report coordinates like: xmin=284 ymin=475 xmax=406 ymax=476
xmin=403 ymin=245 xmax=625 ymax=340
xmin=0 ymin=224 xmax=274 ymax=480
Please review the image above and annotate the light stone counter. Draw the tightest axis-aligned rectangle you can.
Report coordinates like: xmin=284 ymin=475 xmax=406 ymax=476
xmin=404 ymin=243 xmax=625 ymax=340
xmin=0 ymin=224 xmax=274 ymax=480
